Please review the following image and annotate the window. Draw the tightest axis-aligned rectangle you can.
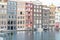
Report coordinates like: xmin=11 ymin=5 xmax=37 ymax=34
xmin=20 ymin=11 xmax=22 ymax=14
xmin=23 ymin=21 xmax=24 ymax=24
xmin=13 ymin=2 xmax=16 ymax=6
xmin=20 ymin=26 xmax=22 ymax=28
xmin=8 ymin=26 xmax=10 ymax=30
xmin=18 ymin=16 xmax=19 ymax=19
xmin=2 ymin=21 xmax=3 ymax=24
xmin=28 ymin=16 xmax=30 ymax=19
xmin=2 ymin=5 xmax=4 ymax=8
xmin=40 ymin=6 xmax=41 ymax=8
xmin=18 ymin=21 xmax=19 ymax=24
xmin=31 ymin=5 xmax=32 ymax=7
xmin=30 ymin=22 xmax=32 ymax=24
xmin=14 ymin=21 xmax=16 ymax=24
xmin=20 ymin=21 xmax=22 ymax=24
xmin=8 ymin=20 xmax=10 ymax=24
xmin=37 ymin=6 xmax=39 ymax=8
xmin=26 ymin=3 xmax=28 ymax=5
xmin=9 ymin=16 xmax=11 ymax=18
xmin=18 ymin=26 xmax=19 ymax=28
xmin=12 ymin=16 xmax=13 ymax=18
xmin=5 ymin=26 xmax=6 ymax=28
xmin=44 ymin=14 xmax=47 ymax=16
xmin=11 ymin=26 xmax=13 ymax=30
xmin=23 ymin=17 xmax=24 ymax=19
xmin=11 ymin=21 xmax=13 ymax=24
xmin=14 ymin=26 xmax=16 ymax=29
xmin=28 ymin=12 xmax=30 ymax=14
xmin=34 ymin=6 xmax=36 ymax=8
xmin=40 ymin=10 xmax=41 ymax=12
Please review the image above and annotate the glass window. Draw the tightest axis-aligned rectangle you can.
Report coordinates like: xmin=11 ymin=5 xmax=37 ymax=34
xmin=20 ymin=11 xmax=22 ymax=14
xmin=13 ymin=2 xmax=16 ymax=6
xmin=37 ymin=6 xmax=39 ymax=8
xmin=14 ymin=26 xmax=16 ymax=29
xmin=8 ymin=2 xmax=10 ymax=5
xmin=20 ymin=21 xmax=22 ymax=24
xmin=11 ymin=26 xmax=13 ymax=30
xmin=10 ymin=2 xmax=14 ymax=5
xmin=40 ymin=6 xmax=41 ymax=8
xmin=31 ymin=5 xmax=32 ymax=7
xmin=11 ymin=21 xmax=13 ymax=24
xmin=9 ymin=16 xmax=11 ymax=18
xmin=20 ymin=26 xmax=22 ymax=28
xmin=37 ymin=10 xmax=39 ymax=12
xmin=34 ymin=6 xmax=36 ymax=8
xmin=28 ymin=12 xmax=30 ymax=14
xmin=44 ymin=13 xmax=47 ymax=16
xmin=23 ymin=21 xmax=24 ymax=24
xmin=12 ymin=16 xmax=13 ymax=18
xmin=5 ymin=26 xmax=6 ymax=28
xmin=18 ymin=26 xmax=19 ymax=28
xmin=30 ymin=22 xmax=32 ymax=24
xmin=14 ymin=21 xmax=16 ymax=24
xmin=2 ymin=21 xmax=3 ymax=24
xmin=40 ymin=10 xmax=41 ymax=12
xmin=18 ymin=16 xmax=19 ymax=19
xmin=28 ymin=16 xmax=30 ymax=19
xmin=8 ymin=20 xmax=10 ymax=24
xmin=23 ymin=17 xmax=24 ymax=19
xmin=18 ymin=21 xmax=19 ymax=24
xmin=2 ymin=5 xmax=4 ymax=8
xmin=8 ymin=26 xmax=10 ymax=30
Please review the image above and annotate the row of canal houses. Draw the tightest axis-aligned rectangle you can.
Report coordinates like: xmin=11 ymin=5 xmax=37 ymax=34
xmin=0 ymin=0 xmax=59 ymax=31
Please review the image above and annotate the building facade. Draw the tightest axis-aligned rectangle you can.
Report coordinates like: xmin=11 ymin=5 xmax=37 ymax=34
xmin=7 ymin=0 xmax=34 ymax=30
xmin=49 ymin=4 xmax=56 ymax=30
xmin=33 ymin=1 xmax=42 ymax=30
xmin=7 ymin=1 xmax=17 ymax=30
xmin=42 ymin=5 xmax=50 ymax=30
xmin=0 ymin=0 xmax=7 ymax=31
xmin=55 ymin=7 xmax=60 ymax=29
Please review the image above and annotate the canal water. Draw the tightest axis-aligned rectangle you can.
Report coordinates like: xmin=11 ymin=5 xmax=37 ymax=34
xmin=0 ymin=31 xmax=60 ymax=40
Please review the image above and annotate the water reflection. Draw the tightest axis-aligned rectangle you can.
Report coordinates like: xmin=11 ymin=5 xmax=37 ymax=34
xmin=25 ymin=31 xmax=34 ymax=40
xmin=41 ymin=31 xmax=55 ymax=40
xmin=0 ymin=31 xmax=60 ymax=40
xmin=0 ymin=31 xmax=16 ymax=40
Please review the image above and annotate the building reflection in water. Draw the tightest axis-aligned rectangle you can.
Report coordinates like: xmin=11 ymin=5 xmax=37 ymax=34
xmin=25 ymin=31 xmax=34 ymax=40
xmin=16 ymin=31 xmax=34 ymax=40
xmin=41 ymin=31 xmax=55 ymax=40
xmin=0 ymin=31 xmax=60 ymax=40
xmin=0 ymin=31 xmax=17 ymax=40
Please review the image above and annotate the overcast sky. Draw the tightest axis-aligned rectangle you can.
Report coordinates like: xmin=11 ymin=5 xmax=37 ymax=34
xmin=19 ymin=0 xmax=60 ymax=6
